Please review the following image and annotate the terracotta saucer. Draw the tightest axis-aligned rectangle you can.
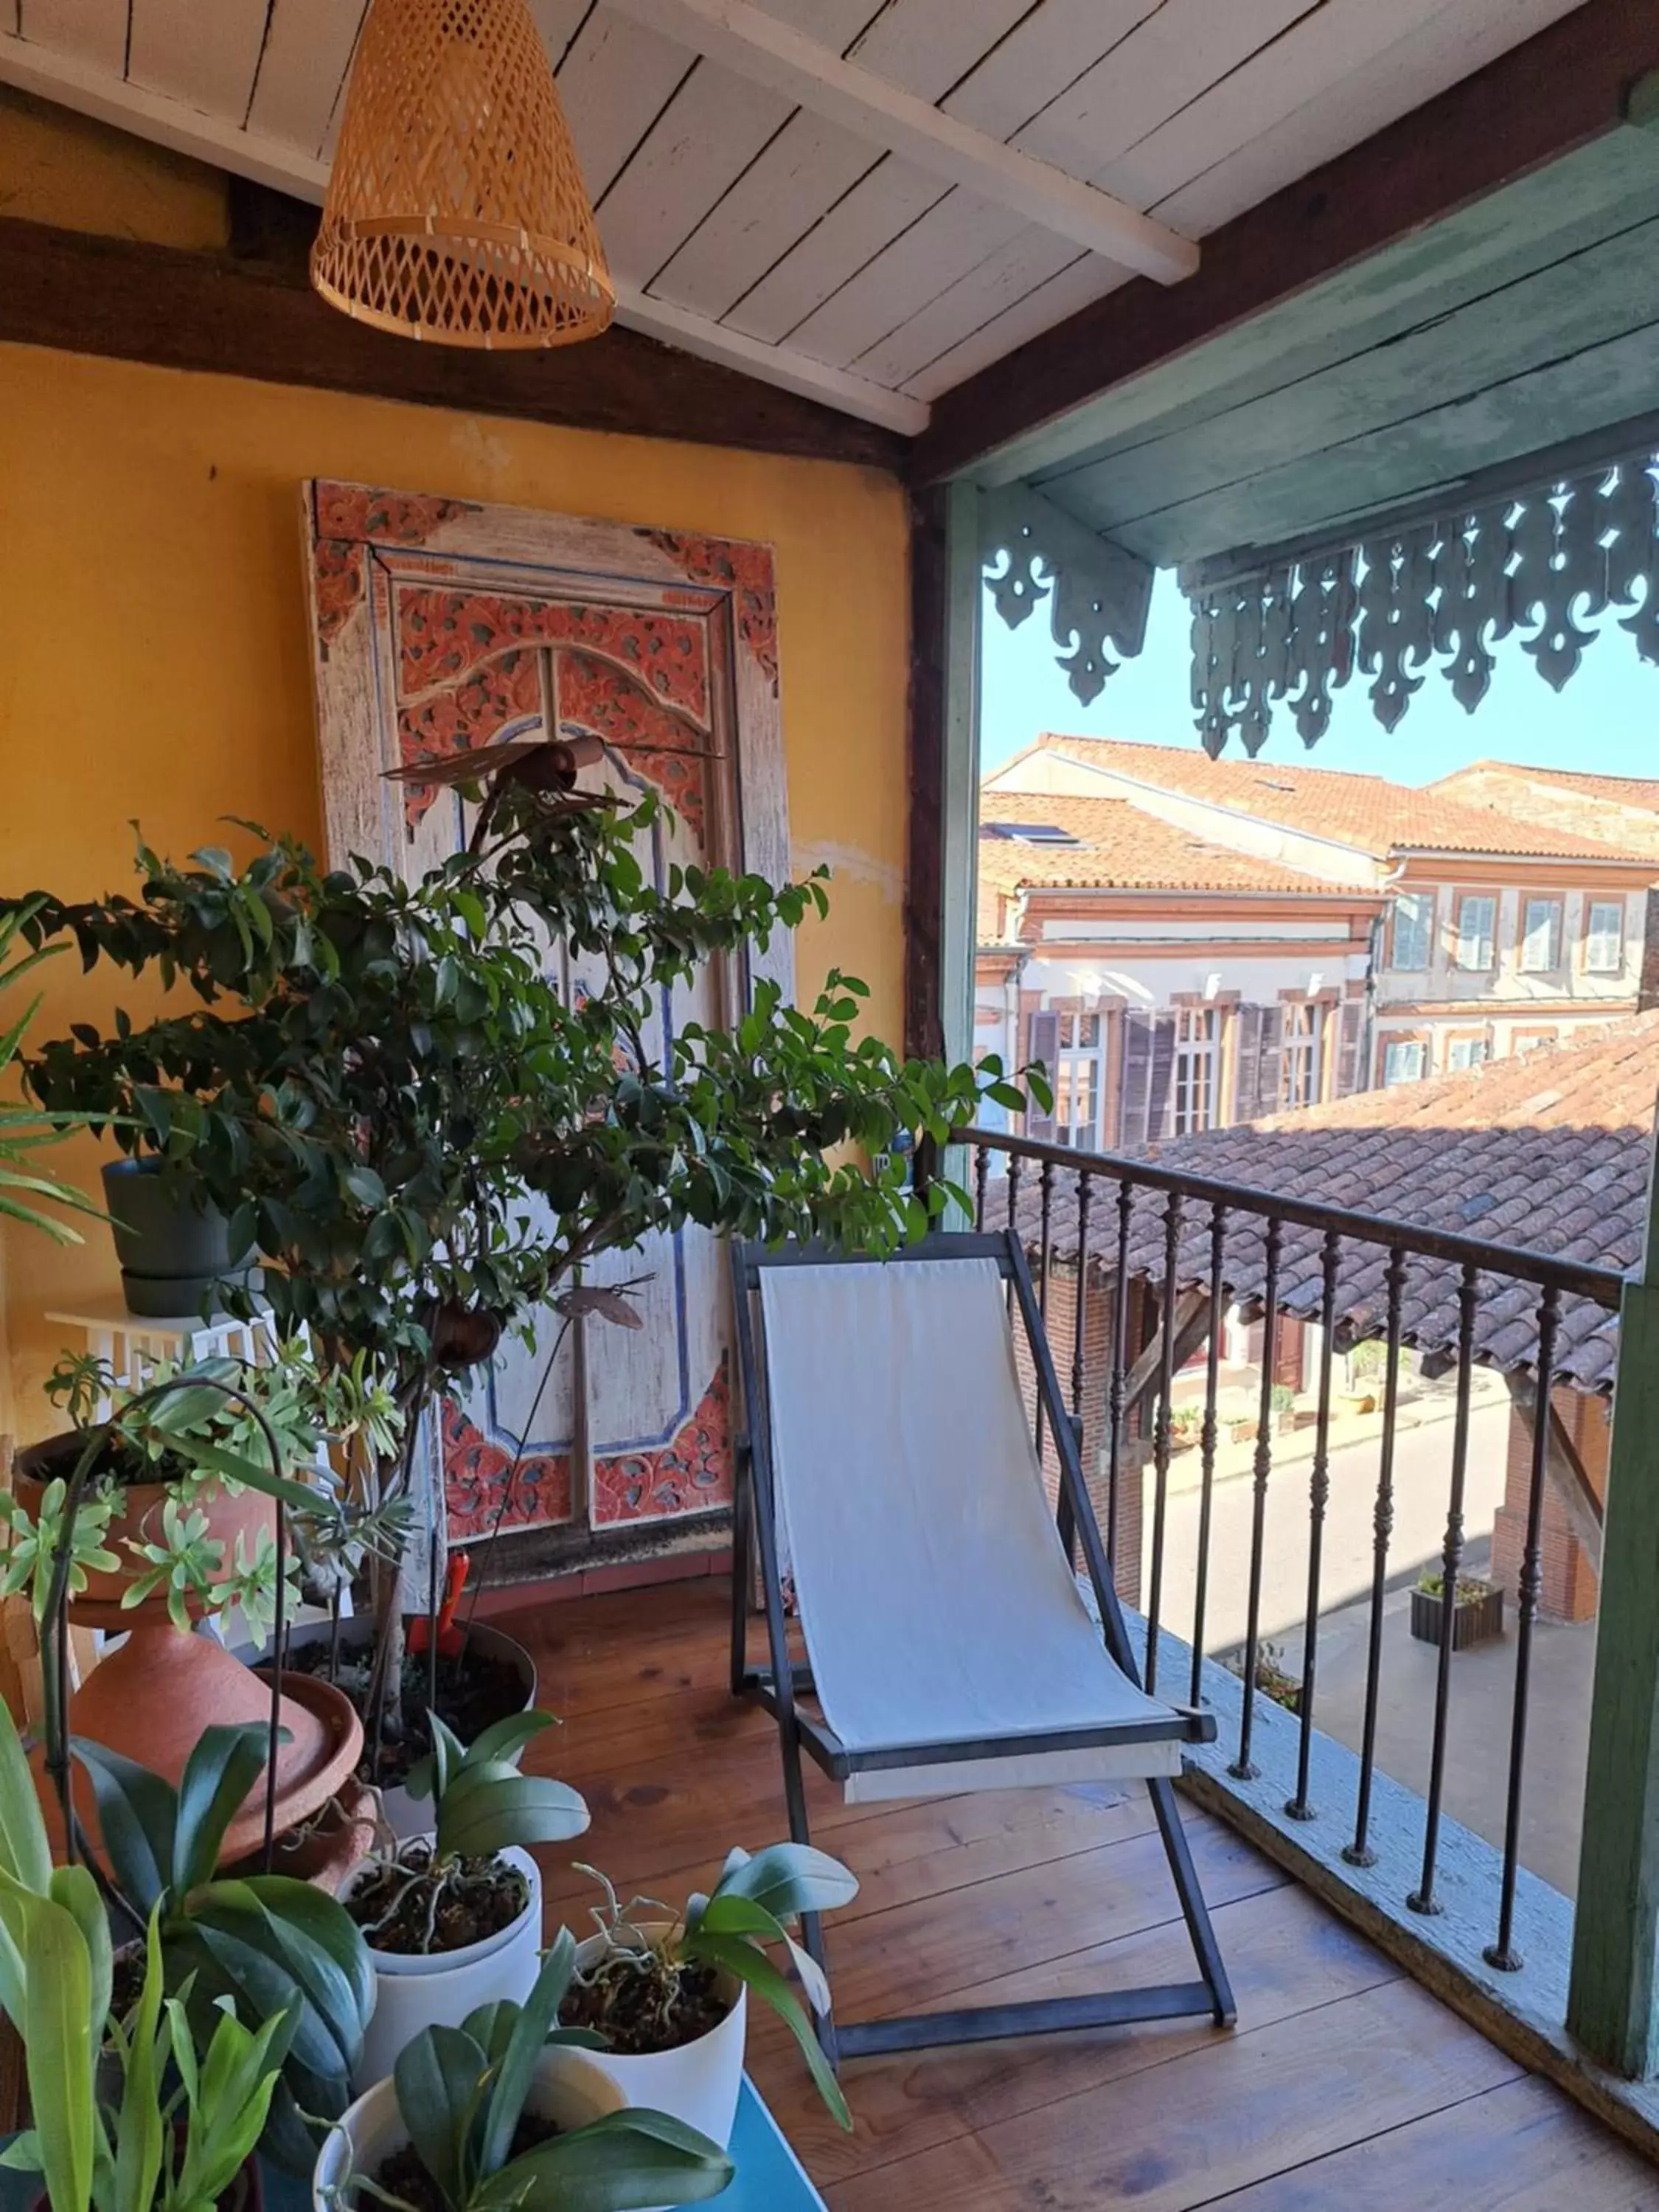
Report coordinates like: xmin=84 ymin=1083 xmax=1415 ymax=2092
xmin=37 ymin=1626 xmax=364 ymax=1869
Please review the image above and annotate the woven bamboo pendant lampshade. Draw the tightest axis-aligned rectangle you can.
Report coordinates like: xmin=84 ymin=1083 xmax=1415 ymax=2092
xmin=311 ymin=0 xmax=613 ymax=349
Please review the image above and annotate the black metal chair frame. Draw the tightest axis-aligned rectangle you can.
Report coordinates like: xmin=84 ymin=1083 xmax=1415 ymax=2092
xmin=728 ymin=1226 xmax=1237 ymax=2063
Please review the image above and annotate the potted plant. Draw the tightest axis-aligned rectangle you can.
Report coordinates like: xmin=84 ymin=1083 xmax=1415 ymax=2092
xmin=559 ymin=1843 xmax=859 ymax=2146
xmin=1410 ymin=1568 xmax=1505 ymax=1651
xmin=10 ymin=797 xmax=1029 ymax=1779
xmin=313 ymin=1936 xmax=734 ymax=2212
xmin=3 ymin=1357 xmax=361 ymax=1867
xmin=69 ymin=1719 xmax=375 ymax=2173
xmin=338 ymin=1711 xmax=589 ymax=2090
xmin=0 ymin=1697 xmax=296 ymax=2212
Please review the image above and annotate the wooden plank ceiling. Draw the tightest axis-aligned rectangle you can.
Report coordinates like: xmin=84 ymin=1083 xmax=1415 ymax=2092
xmin=0 ymin=0 xmax=1590 ymax=436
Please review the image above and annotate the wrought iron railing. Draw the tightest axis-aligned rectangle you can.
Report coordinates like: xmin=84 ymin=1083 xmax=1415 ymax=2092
xmin=954 ymin=1124 xmax=1624 ymax=1975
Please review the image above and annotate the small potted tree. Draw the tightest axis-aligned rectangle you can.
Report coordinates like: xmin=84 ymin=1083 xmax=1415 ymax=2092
xmin=10 ymin=776 xmax=1029 ymax=1792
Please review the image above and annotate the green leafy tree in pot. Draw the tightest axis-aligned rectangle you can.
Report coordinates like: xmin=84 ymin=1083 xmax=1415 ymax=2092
xmin=10 ymin=792 xmax=1042 ymax=1749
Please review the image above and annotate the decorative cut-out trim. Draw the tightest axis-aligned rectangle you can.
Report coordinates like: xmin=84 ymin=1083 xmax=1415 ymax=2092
xmin=1182 ymin=453 xmax=1659 ymax=757
xmin=978 ymin=484 xmax=1153 ymax=706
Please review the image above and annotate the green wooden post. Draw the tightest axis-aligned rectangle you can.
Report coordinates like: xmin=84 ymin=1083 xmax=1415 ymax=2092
xmin=1568 ymin=1106 xmax=1659 ymax=2076
xmin=931 ymin=479 xmax=981 ymax=1219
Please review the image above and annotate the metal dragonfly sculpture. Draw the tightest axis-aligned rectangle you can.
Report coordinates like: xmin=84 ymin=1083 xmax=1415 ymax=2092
xmin=384 ymin=726 xmax=720 ymax=852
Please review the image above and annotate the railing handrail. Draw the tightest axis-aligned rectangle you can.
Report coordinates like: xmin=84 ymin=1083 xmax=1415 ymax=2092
xmin=956 ymin=1125 xmax=1625 ymax=1311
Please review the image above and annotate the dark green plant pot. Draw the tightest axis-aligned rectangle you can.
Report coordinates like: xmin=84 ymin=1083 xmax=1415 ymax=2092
xmin=100 ymin=1158 xmax=255 ymax=1318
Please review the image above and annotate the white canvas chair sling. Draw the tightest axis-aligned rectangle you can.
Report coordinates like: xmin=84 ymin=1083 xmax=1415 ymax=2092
xmin=728 ymin=1227 xmax=1236 ymax=2062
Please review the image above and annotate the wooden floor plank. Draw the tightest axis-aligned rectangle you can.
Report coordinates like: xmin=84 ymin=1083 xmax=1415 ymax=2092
xmin=749 ymin=1880 xmax=1399 ymax=2188
xmin=829 ymin=1978 xmax=1520 ymax=2211
xmin=495 ymin=1579 xmax=1655 ymax=2211
xmin=1201 ymin=2075 xmax=1659 ymax=2211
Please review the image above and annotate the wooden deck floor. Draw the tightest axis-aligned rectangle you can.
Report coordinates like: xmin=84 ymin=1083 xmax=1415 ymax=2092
xmin=501 ymin=1576 xmax=1659 ymax=2211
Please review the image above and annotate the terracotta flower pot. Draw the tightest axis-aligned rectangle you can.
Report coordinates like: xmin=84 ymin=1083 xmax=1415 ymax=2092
xmin=13 ymin=1428 xmax=275 ymax=1632
xmin=33 ymin=1628 xmax=364 ymax=1873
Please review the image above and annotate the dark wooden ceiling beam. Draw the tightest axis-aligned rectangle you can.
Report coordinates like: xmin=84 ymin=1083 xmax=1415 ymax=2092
xmin=913 ymin=0 xmax=1659 ymax=487
xmin=0 ymin=213 xmax=908 ymax=473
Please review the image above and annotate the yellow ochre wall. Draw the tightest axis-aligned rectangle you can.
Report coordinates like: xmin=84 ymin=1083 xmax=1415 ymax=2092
xmin=0 ymin=108 xmax=911 ymax=1441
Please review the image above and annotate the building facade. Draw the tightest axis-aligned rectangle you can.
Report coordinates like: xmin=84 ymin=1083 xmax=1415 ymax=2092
xmin=982 ymin=740 xmax=1659 ymax=1101
xmin=975 ymin=790 xmax=1381 ymax=1147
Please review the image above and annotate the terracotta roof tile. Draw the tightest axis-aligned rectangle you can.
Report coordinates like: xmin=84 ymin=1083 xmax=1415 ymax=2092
xmin=1430 ymin=762 xmax=1659 ymax=858
xmin=1030 ymin=736 xmax=1659 ymax=866
xmin=976 ymin=792 xmax=1372 ymax=903
xmin=991 ymin=1012 xmax=1659 ymax=1392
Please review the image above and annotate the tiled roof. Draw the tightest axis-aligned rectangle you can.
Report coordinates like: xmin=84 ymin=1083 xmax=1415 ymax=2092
xmin=1430 ymin=763 xmax=1659 ymax=858
xmin=976 ymin=793 xmax=1368 ymax=902
xmin=992 ymin=1013 xmax=1658 ymax=1392
xmin=1029 ymin=735 xmax=1659 ymax=865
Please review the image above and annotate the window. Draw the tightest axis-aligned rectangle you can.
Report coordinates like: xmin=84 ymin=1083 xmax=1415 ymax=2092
xmin=1280 ymin=1001 xmax=1324 ymax=1110
xmin=1585 ymin=900 xmax=1625 ymax=974
xmin=1520 ymin=897 xmax=1562 ymax=973
xmin=1445 ymin=1037 xmax=1489 ymax=1072
xmin=1054 ymin=1013 xmax=1104 ymax=1148
xmin=1454 ymin=894 xmax=1497 ymax=971
xmin=1391 ymin=891 xmax=1433 ymax=971
xmin=1172 ymin=1009 xmax=1219 ymax=1135
xmin=1382 ymin=1040 xmax=1425 ymax=1087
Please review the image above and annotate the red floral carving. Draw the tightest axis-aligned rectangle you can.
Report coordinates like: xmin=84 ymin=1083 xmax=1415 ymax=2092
xmin=397 ymin=590 xmax=710 ymax=723
xmin=643 ymin=531 xmax=778 ymax=690
xmin=442 ymin=1397 xmax=572 ymax=1540
xmin=558 ymin=652 xmax=709 ymax=844
xmin=311 ymin=488 xmax=470 ymax=647
xmin=591 ymin=1357 xmax=731 ymax=1525
xmin=397 ymin=650 xmax=543 ymax=831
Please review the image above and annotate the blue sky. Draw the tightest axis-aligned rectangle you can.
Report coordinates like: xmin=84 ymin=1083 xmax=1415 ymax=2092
xmin=981 ymin=571 xmax=1659 ymax=782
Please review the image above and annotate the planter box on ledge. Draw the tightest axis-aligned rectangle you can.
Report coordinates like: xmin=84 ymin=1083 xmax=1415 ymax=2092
xmin=1410 ymin=1579 xmax=1504 ymax=1652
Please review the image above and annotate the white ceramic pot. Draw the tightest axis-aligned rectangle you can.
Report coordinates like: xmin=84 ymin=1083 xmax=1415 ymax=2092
xmin=313 ymin=2045 xmax=624 ymax=2212
xmin=344 ymin=1841 xmax=543 ymax=2091
xmin=571 ymin=1927 xmax=747 ymax=2155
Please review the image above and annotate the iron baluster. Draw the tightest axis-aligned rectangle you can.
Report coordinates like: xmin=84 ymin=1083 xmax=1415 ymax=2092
xmin=1006 ymin=1149 xmax=1024 ymax=1318
xmin=1346 ymin=1247 xmax=1407 ymax=1867
xmin=1060 ymin=1171 xmax=1094 ymax=1565
xmin=1486 ymin=1284 xmax=1562 ymax=1971
xmin=1232 ymin=1216 xmax=1283 ymax=1781
xmin=1411 ymin=1262 xmax=1481 ymax=1915
xmin=1034 ymin=1158 xmax=1056 ymax=1458
xmin=1146 ymin=1192 xmax=1184 ymax=1697
xmin=1288 ymin=1228 xmax=1342 ymax=1821
xmin=973 ymin=1139 xmax=990 ymax=1230
xmin=1105 ymin=1178 xmax=1135 ymax=1583
xmin=1189 ymin=1202 xmax=1228 ymax=1708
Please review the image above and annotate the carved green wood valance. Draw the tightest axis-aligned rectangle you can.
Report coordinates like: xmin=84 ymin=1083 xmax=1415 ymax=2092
xmin=978 ymin=483 xmax=1152 ymax=706
xmin=1180 ymin=449 xmax=1659 ymax=757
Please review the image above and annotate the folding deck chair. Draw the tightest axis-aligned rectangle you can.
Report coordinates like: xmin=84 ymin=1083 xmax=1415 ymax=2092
xmin=728 ymin=1227 xmax=1235 ymax=2062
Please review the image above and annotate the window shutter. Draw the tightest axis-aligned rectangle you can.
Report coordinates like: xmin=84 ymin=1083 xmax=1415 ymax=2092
xmin=1118 ymin=1010 xmax=1154 ymax=1147
xmin=1025 ymin=1009 xmax=1059 ymax=1143
xmin=1234 ymin=1004 xmax=1263 ymax=1126
xmin=1147 ymin=1013 xmax=1178 ymax=1141
xmin=1256 ymin=1006 xmax=1284 ymax=1119
xmin=1336 ymin=998 xmax=1363 ymax=1096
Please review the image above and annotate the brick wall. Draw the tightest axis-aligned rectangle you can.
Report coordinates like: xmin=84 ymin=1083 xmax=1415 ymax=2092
xmin=1491 ymin=1384 xmax=1609 ymax=1623
xmin=1012 ymin=1259 xmax=1145 ymax=1607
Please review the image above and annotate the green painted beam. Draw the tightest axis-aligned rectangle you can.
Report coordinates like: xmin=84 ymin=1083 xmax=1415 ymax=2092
xmin=1569 ymin=1119 xmax=1659 ymax=2079
xmin=1053 ymin=210 xmax=1659 ymax=543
